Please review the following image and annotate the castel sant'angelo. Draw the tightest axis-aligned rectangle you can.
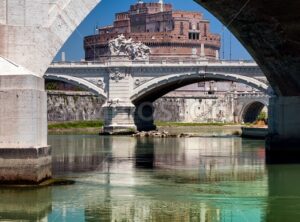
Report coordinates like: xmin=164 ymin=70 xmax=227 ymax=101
xmin=84 ymin=0 xmax=221 ymax=61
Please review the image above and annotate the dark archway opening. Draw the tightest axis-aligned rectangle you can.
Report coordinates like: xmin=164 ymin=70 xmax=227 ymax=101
xmin=242 ymin=102 xmax=266 ymax=123
xmin=133 ymin=77 xmax=266 ymax=131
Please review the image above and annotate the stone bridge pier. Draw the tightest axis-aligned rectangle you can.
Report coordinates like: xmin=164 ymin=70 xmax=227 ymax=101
xmin=0 ymin=0 xmax=100 ymax=183
xmin=0 ymin=58 xmax=51 ymax=183
xmin=102 ymin=63 xmax=137 ymax=134
xmin=266 ymin=97 xmax=300 ymax=163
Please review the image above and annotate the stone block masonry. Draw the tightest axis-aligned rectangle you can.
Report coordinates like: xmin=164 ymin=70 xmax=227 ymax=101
xmin=47 ymin=91 xmax=261 ymax=124
xmin=0 ymin=73 xmax=50 ymax=183
xmin=47 ymin=91 xmax=105 ymax=122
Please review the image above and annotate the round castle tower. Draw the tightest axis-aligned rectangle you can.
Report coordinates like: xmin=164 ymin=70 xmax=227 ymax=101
xmin=84 ymin=0 xmax=221 ymax=61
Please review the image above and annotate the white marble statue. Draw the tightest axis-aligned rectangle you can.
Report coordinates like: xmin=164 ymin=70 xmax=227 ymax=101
xmin=108 ymin=35 xmax=150 ymax=60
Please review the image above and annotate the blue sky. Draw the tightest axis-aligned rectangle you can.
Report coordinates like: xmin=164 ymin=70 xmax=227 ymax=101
xmin=54 ymin=0 xmax=252 ymax=61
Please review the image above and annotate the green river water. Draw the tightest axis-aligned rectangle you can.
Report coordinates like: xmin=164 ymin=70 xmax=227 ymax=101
xmin=0 ymin=133 xmax=299 ymax=222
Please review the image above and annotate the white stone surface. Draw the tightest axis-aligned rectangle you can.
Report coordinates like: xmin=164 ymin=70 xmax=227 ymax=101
xmin=0 ymin=74 xmax=47 ymax=148
xmin=0 ymin=56 xmax=36 ymax=76
xmin=102 ymin=65 xmax=137 ymax=132
xmin=0 ymin=0 xmax=101 ymax=76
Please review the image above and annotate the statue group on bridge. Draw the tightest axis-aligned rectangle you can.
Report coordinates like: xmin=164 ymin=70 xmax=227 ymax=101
xmin=108 ymin=35 xmax=151 ymax=61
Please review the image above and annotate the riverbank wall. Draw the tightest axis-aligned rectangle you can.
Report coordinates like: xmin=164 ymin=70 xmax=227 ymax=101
xmin=47 ymin=91 xmax=243 ymax=123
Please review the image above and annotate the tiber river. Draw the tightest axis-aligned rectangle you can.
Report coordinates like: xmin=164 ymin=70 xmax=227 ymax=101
xmin=0 ymin=130 xmax=299 ymax=222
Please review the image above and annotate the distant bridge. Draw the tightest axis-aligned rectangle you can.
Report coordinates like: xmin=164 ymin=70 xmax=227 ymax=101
xmin=45 ymin=59 xmax=270 ymax=133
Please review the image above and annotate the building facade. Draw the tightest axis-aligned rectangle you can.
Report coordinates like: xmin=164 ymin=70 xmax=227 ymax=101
xmin=84 ymin=0 xmax=221 ymax=61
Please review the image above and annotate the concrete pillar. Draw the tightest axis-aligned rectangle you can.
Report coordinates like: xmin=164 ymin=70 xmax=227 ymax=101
xmin=266 ymin=96 xmax=300 ymax=163
xmin=102 ymin=64 xmax=137 ymax=134
xmin=0 ymin=59 xmax=51 ymax=183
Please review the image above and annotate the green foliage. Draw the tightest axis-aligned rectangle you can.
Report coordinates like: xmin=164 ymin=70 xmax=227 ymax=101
xmin=46 ymin=82 xmax=60 ymax=90
xmin=48 ymin=120 xmax=104 ymax=129
xmin=45 ymin=80 xmax=87 ymax=91
xmin=256 ymin=111 xmax=268 ymax=121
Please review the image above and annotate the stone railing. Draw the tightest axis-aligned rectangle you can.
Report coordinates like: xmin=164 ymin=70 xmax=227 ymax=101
xmin=51 ymin=59 xmax=257 ymax=66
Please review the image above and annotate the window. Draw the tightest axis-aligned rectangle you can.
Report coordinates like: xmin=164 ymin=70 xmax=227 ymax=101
xmin=189 ymin=32 xmax=200 ymax=40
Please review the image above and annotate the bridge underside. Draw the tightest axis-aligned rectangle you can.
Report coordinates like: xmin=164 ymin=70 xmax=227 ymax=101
xmin=196 ymin=0 xmax=300 ymax=96
xmin=195 ymin=0 xmax=300 ymax=163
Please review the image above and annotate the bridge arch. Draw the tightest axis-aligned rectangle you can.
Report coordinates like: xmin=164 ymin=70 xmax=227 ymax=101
xmin=131 ymin=72 xmax=268 ymax=104
xmin=44 ymin=74 xmax=107 ymax=99
xmin=1 ymin=0 xmax=298 ymax=97
xmin=240 ymin=101 xmax=268 ymax=123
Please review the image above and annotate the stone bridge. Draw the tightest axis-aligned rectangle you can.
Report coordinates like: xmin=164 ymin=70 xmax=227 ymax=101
xmin=45 ymin=59 xmax=269 ymax=132
xmin=1 ymin=0 xmax=300 ymax=183
xmin=235 ymin=93 xmax=269 ymax=123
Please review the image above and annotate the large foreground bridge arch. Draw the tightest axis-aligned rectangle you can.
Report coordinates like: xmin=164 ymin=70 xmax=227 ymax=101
xmin=196 ymin=0 xmax=300 ymax=96
xmin=131 ymin=71 xmax=268 ymax=104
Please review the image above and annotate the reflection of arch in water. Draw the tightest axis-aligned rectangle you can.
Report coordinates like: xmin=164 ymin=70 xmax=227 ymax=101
xmin=241 ymin=101 xmax=267 ymax=123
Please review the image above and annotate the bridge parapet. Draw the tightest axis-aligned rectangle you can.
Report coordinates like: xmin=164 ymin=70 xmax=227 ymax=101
xmin=236 ymin=93 xmax=270 ymax=99
xmin=48 ymin=60 xmax=267 ymax=93
xmin=51 ymin=59 xmax=258 ymax=66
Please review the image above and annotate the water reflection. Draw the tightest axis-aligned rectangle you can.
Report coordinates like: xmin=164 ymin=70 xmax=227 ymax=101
xmin=153 ymin=138 xmax=265 ymax=183
xmin=0 ymin=187 xmax=51 ymax=221
xmin=135 ymin=138 xmax=155 ymax=169
xmin=0 ymin=134 xmax=293 ymax=222
xmin=266 ymin=165 xmax=300 ymax=222
xmin=51 ymin=135 xmax=112 ymax=174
